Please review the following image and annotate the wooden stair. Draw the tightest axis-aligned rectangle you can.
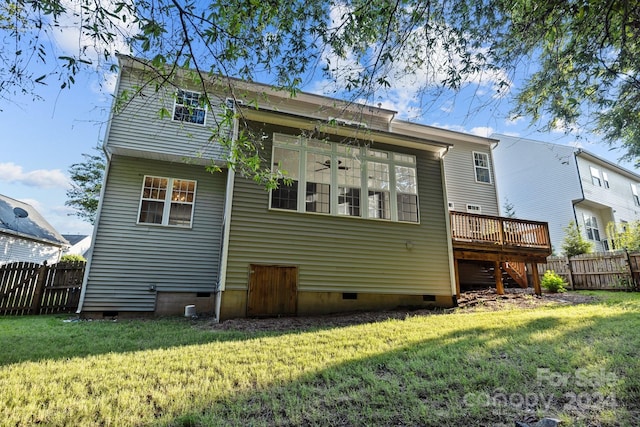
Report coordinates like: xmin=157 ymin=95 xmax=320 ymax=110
xmin=501 ymin=261 xmax=528 ymax=289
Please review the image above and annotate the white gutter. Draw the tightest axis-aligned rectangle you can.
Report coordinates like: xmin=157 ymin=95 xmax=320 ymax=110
xmin=214 ymin=102 xmax=239 ymax=323
xmin=439 ymin=146 xmax=458 ymax=302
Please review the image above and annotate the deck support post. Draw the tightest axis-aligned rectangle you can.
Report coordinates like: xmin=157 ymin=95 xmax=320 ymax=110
xmin=454 ymin=259 xmax=461 ymax=298
xmin=494 ymin=260 xmax=504 ymax=295
xmin=531 ymin=263 xmax=542 ymax=296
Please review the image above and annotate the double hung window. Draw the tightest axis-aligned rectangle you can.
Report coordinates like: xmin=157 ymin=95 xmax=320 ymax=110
xmin=270 ymin=134 xmax=419 ymax=223
xmin=583 ymin=214 xmax=601 ymax=241
xmin=473 ymin=152 xmax=491 ymax=184
xmin=173 ymin=89 xmax=206 ymax=125
xmin=138 ymin=176 xmax=197 ymax=227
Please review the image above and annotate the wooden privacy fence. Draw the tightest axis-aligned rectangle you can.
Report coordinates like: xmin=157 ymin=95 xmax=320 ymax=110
xmin=538 ymin=251 xmax=640 ymax=291
xmin=0 ymin=261 xmax=85 ymax=315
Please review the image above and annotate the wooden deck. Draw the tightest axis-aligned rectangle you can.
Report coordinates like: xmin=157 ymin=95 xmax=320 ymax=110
xmin=450 ymin=211 xmax=552 ymax=297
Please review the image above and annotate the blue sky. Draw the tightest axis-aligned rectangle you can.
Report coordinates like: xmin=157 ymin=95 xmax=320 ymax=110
xmin=1 ymin=6 xmax=638 ymax=237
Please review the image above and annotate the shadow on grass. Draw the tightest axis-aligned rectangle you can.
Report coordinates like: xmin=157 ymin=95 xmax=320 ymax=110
xmin=160 ymin=312 xmax=640 ymax=427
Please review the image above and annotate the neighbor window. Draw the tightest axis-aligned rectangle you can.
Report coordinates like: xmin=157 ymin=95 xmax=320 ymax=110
xmin=138 ymin=176 xmax=196 ymax=227
xmin=632 ymin=184 xmax=640 ymax=206
xmin=602 ymin=172 xmax=610 ymax=188
xmin=466 ymin=204 xmax=482 ymax=214
xmin=173 ymin=89 xmax=206 ymax=125
xmin=583 ymin=214 xmax=601 ymax=241
xmin=590 ymin=167 xmax=602 ymax=186
xmin=473 ymin=152 xmax=491 ymax=184
xmin=270 ymin=134 xmax=419 ymax=223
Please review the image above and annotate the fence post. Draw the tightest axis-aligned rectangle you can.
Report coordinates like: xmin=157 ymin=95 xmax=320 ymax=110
xmin=623 ymin=249 xmax=635 ymax=290
xmin=566 ymin=256 xmax=575 ymax=291
xmin=31 ymin=261 xmax=48 ymax=315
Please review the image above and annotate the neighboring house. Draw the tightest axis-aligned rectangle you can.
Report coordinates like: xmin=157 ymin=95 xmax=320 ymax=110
xmin=62 ymin=235 xmax=92 ymax=258
xmin=78 ymin=56 xmax=550 ymax=320
xmin=0 ymin=194 xmax=69 ymax=265
xmin=492 ymin=134 xmax=640 ymax=253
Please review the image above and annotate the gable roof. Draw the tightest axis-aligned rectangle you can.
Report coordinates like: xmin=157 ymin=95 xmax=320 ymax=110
xmin=0 ymin=194 xmax=68 ymax=247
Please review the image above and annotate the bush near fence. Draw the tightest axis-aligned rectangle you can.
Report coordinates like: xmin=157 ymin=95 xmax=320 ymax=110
xmin=0 ymin=261 xmax=85 ymax=315
xmin=538 ymin=251 xmax=640 ymax=291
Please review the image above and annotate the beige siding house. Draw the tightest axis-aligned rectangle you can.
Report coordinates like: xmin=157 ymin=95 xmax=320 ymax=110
xmin=78 ymin=55 xmax=505 ymax=320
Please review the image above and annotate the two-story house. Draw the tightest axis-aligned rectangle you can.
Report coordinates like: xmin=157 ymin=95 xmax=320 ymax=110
xmin=77 ymin=56 xmax=550 ymax=320
xmin=492 ymin=134 xmax=640 ymax=253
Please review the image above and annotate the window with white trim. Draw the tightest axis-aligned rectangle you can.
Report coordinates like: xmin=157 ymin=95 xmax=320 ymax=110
xmin=138 ymin=176 xmax=197 ymax=227
xmin=466 ymin=204 xmax=482 ymax=214
xmin=270 ymin=134 xmax=419 ymax=223
xmin=602 ymin=172 xmax=610 ymax=188
xmin=473 ymin=152 xmax=491 ymax=183
xmin=590 ymin=166 xmax=602 ymax=186
xmin=173 ymin=89 xmax=206 ymax=125
xmin=583 ymin=214 xmax=601 ymax=241
xmin=632 ymin=184 xmax=640 ymax=206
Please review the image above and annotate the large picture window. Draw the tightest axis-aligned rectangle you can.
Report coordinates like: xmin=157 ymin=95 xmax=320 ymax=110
xmin=270 ymin=134 xmax=419 ymax=223
xmin=138 ymin=176 xmax=196 ymax=227
xmin=173 ymin=89 xmax=206 ymax=125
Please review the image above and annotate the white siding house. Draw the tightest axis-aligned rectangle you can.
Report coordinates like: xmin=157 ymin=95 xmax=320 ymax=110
xmin=0 ymin=194 xmax=68 ymax=265
xmin=492 ymin=134 xmax=640 ymax=253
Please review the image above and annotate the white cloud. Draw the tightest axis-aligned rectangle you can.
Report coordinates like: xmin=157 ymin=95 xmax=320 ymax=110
xmin=0 ymin=163 xmax=70 ymax=189
xmin=469 ymin=127 xmax=495 ymax=137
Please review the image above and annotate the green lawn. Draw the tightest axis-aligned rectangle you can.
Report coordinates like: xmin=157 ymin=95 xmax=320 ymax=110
xmin=0 ymin=292 xmax=638 ymax=426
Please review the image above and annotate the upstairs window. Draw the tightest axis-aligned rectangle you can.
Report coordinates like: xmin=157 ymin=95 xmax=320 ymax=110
xmin=270 ymin=134 xmax=419 ymax=223
xmin=632 ymin=184 xmax=640 ymax=206
xmin=138 ymin=176 xmax=197 ymax=227
xmin=583 ymin=214 xmax=601 ymax=241
xmin=173 ymin=89 xmax=206 ymax=125
xmin=590 ymin=166 xmax=602 ymax=186
xmin=473 ymin=152 xmax=491 ymax=184
xmin=602 ymin=172 xmax=610 ymax=188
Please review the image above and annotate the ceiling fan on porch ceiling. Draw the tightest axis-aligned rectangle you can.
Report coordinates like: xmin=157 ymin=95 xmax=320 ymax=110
xmin=315 ymin=159 xmax=349 ymax=172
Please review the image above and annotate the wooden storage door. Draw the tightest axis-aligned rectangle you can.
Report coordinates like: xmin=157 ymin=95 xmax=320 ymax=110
xmin=247 ymin=265 xmax=298 ymax=317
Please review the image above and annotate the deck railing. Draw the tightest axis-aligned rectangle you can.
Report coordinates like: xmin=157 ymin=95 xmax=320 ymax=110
xmin=450 ymin=211 xmax=551 ymax=250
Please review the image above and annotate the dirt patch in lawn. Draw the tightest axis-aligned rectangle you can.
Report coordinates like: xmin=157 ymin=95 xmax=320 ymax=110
xmin=199 ymin=289 xmax=598 ymax=333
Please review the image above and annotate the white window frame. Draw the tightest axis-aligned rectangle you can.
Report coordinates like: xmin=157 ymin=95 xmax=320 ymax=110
xmin=269 ymin=133 xmax=419 ymax=223
xmin=590 ymin=166 xmax=602 ymax=187
xmin=448 ymin=202 xmax=455 ymax=210
xmin=137 ymin=176 xmax=197 ymax=228
xmin=472 ymin=151 xmax=492 ymax=184
xmin=583 ymin=214 xmax=601 ymax=241
xmin=602 ymin=172 xmax=610 ymax=189
xmin=632 ymin=184 xmax=640 ymax=206
xmin=172 ymin=89 xmax=207 ymax=125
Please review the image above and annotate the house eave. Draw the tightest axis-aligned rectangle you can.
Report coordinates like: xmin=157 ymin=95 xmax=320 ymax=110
xmin=239 ymin=107 xmax=451 ymax=154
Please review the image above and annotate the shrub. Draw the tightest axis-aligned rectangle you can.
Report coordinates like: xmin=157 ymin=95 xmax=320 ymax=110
xmin=540 ymin=270 xmax=567 ymax=293
xmin=561 ymin=221 xmax=593 ymax=257
xmin=60 ymin=254 xmax=86 ymax=263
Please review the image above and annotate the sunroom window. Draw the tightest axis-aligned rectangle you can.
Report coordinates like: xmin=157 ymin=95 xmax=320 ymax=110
xmin=270 ymin=134 xmax=419 ymax=223
xmin=138 ymin=176 xmax=196 ymax=227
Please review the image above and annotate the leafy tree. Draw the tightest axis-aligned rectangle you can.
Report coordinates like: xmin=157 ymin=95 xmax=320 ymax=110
xmin=561 ymin=221 xmax=593 ymax=257
xmin=606 ymin=221 xmax=640 ymax=252
xmin=65 ymin=145 xmax=106 ymax=224
xmin=3 ymin=0 xmax=640 ymax=175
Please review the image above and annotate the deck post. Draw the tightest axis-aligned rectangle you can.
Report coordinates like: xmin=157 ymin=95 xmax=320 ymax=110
xmin=494 ymin=260 xmax=504 ymax=295
xmin=454 ymin=258 xmax=461 ymax=298
xmin=531 ymin=263 xmax=542 ymax=296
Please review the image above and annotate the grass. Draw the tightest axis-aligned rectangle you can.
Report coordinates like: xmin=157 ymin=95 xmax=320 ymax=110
xmin=0 ymin=292 xmax=638 ymax=426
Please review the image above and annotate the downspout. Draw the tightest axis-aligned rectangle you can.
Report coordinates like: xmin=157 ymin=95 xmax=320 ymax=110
xmin=571 ymin=150 xmax=586 ymax=227
xmin=214 ymin=101 xmax=239 ymax=323
xmin=439 ymin=146 xmax=458 ymax=304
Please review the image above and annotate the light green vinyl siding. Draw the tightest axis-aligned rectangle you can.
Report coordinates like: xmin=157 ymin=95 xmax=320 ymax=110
xmin=107 ymin=68 xmax=229 ymax=162
xmin=82 ymin=156 xmax=226 ymax=312
xmin=443 ymin=140 xmax=498 ymax=215
xmin=225 ymin=130 xmax=452 ymax=296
